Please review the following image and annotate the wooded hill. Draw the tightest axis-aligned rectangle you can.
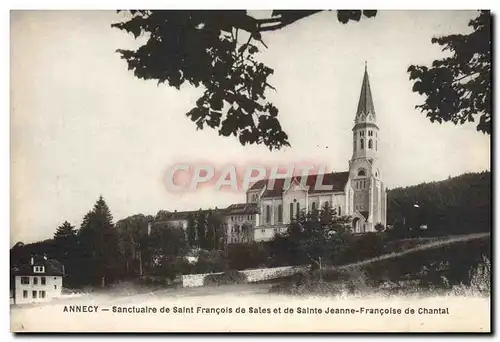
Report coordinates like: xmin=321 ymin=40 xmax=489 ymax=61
xmin=387 ymin=171 xmax=491 ymax=235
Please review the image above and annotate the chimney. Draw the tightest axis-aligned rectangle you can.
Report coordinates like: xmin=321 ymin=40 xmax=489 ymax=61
xmin=147 ymin=222 xmax=152 ymax=236
xmin=30 ymin=256 xmax=34 ymax=266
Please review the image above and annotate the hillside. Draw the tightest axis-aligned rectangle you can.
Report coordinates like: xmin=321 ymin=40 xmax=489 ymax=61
xmin=387 ymin=171 xmax=491 ymax=235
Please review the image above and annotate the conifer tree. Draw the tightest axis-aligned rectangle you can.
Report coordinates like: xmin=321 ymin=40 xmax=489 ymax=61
xmin=78 ymin=196 xmax=123 ymax=286
xmin=54 ymin=221 xmax=77 ymax=240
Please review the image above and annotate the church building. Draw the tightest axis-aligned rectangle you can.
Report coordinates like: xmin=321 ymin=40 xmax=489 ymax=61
xmin=247 ymin=65 xmax=387 ymax=241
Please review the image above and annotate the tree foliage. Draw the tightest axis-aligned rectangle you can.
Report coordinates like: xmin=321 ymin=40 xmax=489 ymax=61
xmin=146 ymin=223 xmax=187 ymax=267
xmin=78 ymin=196 xmax=123 ymax=285
xmin=54 ymin=221 xmax=77 ymax=240
xmin=186 ymin=213 xmax=197 ymax=247
xmin=205 ymin=209 xmax=226 ymax=250
xmin=374 ymin=223 xmax=385 ymax=233
xmin=387 ymin=171 xmax=491 ymax=236
xmin=111 ymin=10 xmax=377 ymax=150
xmin=270 ymin=202 xmax=352 ymax=266
xmin=52 ymin=221 xmax=79 ymax=274
xmin=408 ymin=10 xmax=491 ymax=134
xmin=115 ymin=214 xmax=153 ymax=275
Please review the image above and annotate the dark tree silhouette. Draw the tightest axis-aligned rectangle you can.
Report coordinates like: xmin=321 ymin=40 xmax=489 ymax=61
xmin=387 ymin=171 xmax=490 ymax=236
xmin=206 ymin=209 xmax=225 ymax=250
xmin=408 ymin=10 xmax=491 ymax=134
xmin=111 ymin=10 xmax=377 ymax=150
xmin=54 ymin=221 xmax=77 ymax=240
xmin=78 ymin=196 xmax=123 ymax=286
xmin=53 ymin=221 xmax=78 ymax=265
xmin=374 ymin=223 xmax=385 ymax=233
xmin=186 ymin=213 xmax=197 ymax=247
xmin=115 ymin=214 xmax=153 ymax=276
xmin=195 ymin=210 xmax=208 ymax=249
xmin=271 ymin=202 xmax=352 ymax=266
xmin=147 ymin=223 xmax=187 ymax=265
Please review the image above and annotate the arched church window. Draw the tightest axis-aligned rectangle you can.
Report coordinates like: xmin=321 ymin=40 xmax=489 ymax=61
xmin=360 ymin=139 xmax=364 ymax=149
xmin=338 ymin=206 xmax=341 ymax=216
xmin=368 ymin=139 xmax=373 ymax=149
xmin=312 ymin=202 xmax=316 ymax=211
xmin=289 ymin=203 xmax=293 ymax=221
xmin=357 ymin=169 xmax=366 ymax=177
xmin=266 ymin=205 xmax=271 ymax=224
xmin=354 ymin=140 xmax=356 ymax=151
xmin=278 ymin=204 xmax=283 ymax=223
xmin=296 ymin=202 xmax=300 ymax=217
xmin=325 ymin=201 xmax=329 ymax=208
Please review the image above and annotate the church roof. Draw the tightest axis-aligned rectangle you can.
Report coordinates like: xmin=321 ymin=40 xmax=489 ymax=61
xmin=248 ymin=172 xmax=349 ymax=198
xmin=356 ymin=64 xmax=375 ymax=118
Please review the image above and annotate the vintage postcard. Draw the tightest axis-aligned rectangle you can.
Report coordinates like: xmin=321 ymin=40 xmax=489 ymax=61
xmin=10 ymin=9 xmax=491 ymax=333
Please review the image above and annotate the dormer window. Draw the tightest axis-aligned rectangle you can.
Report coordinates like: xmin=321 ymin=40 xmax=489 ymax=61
xmin=33 ymin=266 xmax=45 ymax=273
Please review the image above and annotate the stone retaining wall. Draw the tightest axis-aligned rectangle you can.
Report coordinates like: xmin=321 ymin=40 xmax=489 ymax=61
xmin=181 ymin=266 xmax=306 ymax=288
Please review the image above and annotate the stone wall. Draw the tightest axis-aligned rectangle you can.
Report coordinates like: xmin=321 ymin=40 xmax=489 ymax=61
xmin=182 ymin=266 xmax=307 ymax=288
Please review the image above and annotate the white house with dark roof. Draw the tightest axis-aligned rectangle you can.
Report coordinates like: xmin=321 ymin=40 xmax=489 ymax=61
xmin=12 ymin=255 xmax=65 ymax=305
xmin=247 ymin=65 xmax=387 ymax=241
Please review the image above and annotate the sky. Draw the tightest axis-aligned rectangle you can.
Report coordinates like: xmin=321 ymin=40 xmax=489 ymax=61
xmin=10 ymin=10 xmax=490 ymax=244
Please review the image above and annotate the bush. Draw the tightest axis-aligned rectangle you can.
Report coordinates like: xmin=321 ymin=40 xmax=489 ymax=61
xmin=194 ymin=250 xmax=228 ymax=274
xmin=151 ymin=257 xmax=194 ymax=279
xmin=203 ymin=270 xmax=248 ymax=286
xmin=226 ymin=243 xmax=271 ymax=270
xmin=469 ymin=256 xmax=491 ymax=295
xmin=269 ymin=267 xmax=371 ymax=296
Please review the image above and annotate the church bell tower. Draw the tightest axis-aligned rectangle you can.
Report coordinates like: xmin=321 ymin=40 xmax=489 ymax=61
xmin=347 ymin=63 xmax=386 ymax=233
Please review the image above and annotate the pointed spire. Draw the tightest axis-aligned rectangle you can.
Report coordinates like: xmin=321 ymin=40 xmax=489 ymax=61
xmin=356 ymin=63 xmax=375 ymax=118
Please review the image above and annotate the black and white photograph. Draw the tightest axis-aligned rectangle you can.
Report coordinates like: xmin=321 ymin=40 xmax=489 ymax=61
xmin=9 ymin=8 xmax=492 ymax=333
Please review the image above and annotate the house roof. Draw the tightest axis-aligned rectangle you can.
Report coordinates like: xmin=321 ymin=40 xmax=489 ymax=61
xmin=162 ymin=211 xmax=193 ymax=221
xmin=224 ymin=203 xmax=259 ymax=215
xmin=12 ymin=257 xmax=65 ymax=276
xmin=157 ymin=208 xmax=218 ymax=222
xmin=156 ymin=204 xmax=259 ymax=222
xmin=248 ymin=172 xmax=349 ymax=198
